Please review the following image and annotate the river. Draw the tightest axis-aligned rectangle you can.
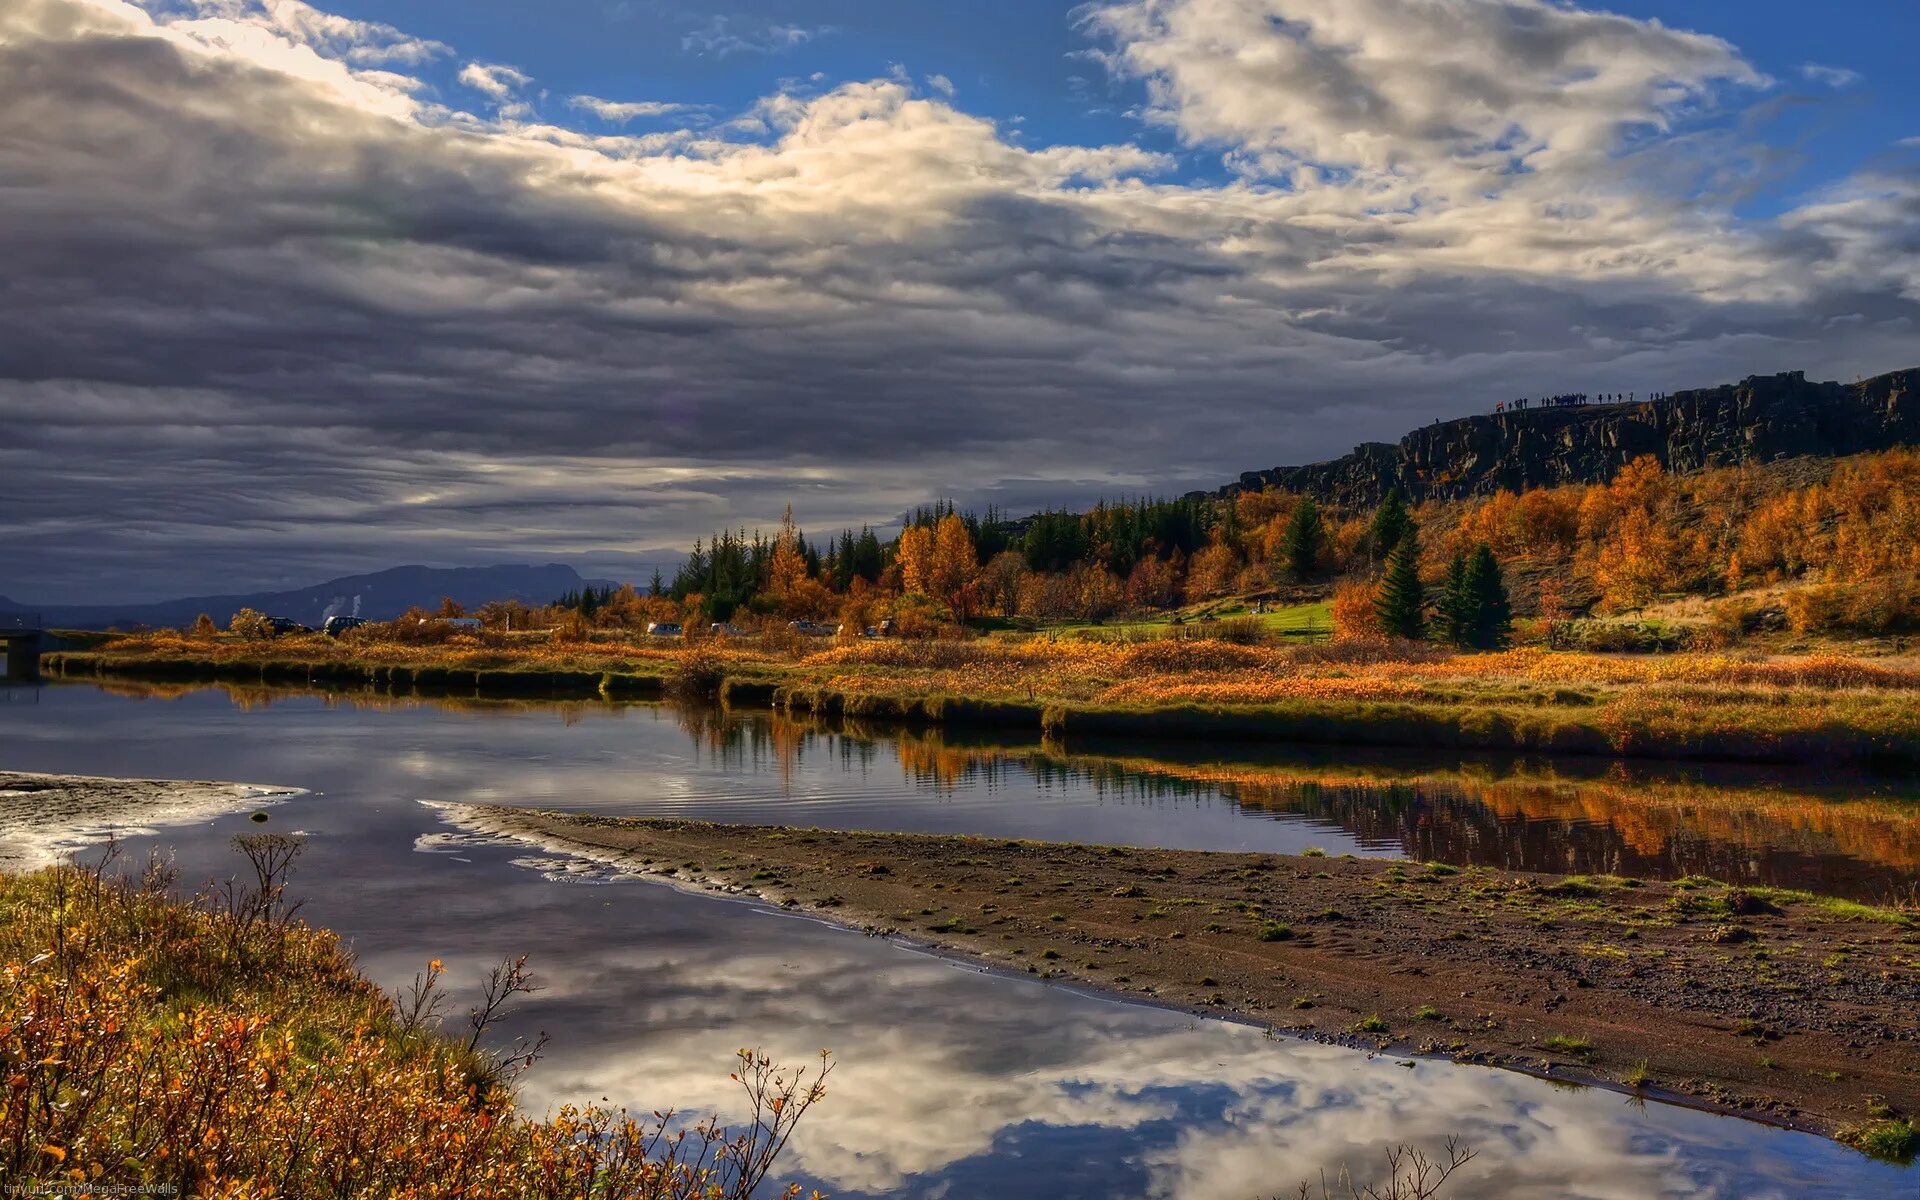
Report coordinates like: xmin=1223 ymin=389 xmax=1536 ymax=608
xmin=1 ymin=681 xmax=1910 ymax=1198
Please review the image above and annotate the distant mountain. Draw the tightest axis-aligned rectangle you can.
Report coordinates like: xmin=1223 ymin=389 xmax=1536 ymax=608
xmin=32 ymin=564 xmax=617 ymax=631
xmin=1193 ymin=366 xmax=1919 ymax=509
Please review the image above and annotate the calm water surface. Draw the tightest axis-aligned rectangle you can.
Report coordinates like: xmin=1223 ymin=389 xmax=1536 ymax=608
xmin=1 ymin=682 xmax=1911 ymax=1199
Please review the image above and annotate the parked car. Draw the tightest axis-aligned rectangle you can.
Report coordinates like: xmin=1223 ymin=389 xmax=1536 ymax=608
xmin=323 ymin=615 xmax=368 ymax=638
xmin=786 ymin=620 xmax=836 ymax=637
xmin=709 ymin=622 xmax=749 ymax=638
xmin=646 ymin=621 xmax=684 ymax=638
xmin=266 ymin=616 xmax=311 ymax=636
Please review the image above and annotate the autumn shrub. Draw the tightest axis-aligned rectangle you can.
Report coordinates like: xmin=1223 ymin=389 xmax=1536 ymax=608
xmin=0 ymin=842 xmax=828 ymax=1198
xmin=1329 ymin=580 xmax=1380 ymax=641
xmin=668 ymin=644 xmax=731 ymax=699
xmin=1119 ymin=639 xmax=1271 ymax=674
xmin=228 ymin=607 xmax=273 ymax=641
xmin=1785 ymin=579 xmax=1920 ymax=635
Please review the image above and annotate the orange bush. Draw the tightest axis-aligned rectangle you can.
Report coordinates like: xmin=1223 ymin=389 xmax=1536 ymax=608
xmin=0 ymin=851 xmax=828 ymax=1199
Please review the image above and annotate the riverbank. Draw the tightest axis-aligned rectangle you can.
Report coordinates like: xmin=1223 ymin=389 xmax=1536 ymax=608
xmin=42 ymin=635 xmax=1920 ymax=766
xmin=434 ymin=805 xmax=1920 ymax=1155
xmin=0 ymin=769 xmax=301 ymax=870
xmin=0 ymin=792 xmax=824 ymax=1195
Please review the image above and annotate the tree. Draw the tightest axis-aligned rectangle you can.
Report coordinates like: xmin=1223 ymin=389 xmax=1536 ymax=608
xmin=436 ymin=596 xmax=465 ymax=618
xmin=191 ymin=612 xmax=218 ymax=638
xmin=896 ymin=525 xmax=935 ymax=596
xmin=1281 ymin=496 xmax=1325 ymax=583
xmin=929 ymin=513 xmax=978 ymax=618
xmin=1374 ymin=533 xmax=1425 ymax=640
xmin=766 ymin=506 xmax=809 ymax=603
xmin=1463 ymin=544 xmax=1513 ymax=649
xmin=1435 ymin=551 xmax=1473 ymax=648
xmin=1368 ymin=487 xmax=1416 ymax=561
xmin=229 ymin=608 xmax=273 ymax=641
xmin=1329 ymin=580 xmax=1380 ymax=641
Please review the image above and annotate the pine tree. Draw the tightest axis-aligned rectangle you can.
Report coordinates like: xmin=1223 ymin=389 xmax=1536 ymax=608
xmin=1281 ymin=496 xmax=1324 ymax=583
xmin=1368 ymin=486 xmax=1416 ymax=561
xmin=648 ymin=569 xmax=664 ymax=598
xmin=1375 ymin=532 xmax=1425 ymax=640
xmin=1436 ymin=550 xmax=1472 ymax=648
xmin=1464 ymin=544 xmax=1513 ymax=649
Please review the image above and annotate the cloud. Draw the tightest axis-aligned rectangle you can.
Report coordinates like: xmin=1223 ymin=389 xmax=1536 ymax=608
xmin=459 ymin=60 xmax=532 ymax=99
xmin=0 ymin=0 xmax=1916 ymax=602
xmin=1081 ymin=0 xmax=1763 ymax=189
xmin=927 ymin=73 xmax=955 ymax=97
xmin=568 ymin=94 xmax=694 ymax=122
xmin=1800 ymin=62 xmax=1862 ymax=89
xmin=681 ymin=15 xmax=824 ymax=59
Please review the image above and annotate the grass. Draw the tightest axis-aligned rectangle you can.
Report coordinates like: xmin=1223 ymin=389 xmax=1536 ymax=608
xmin=0 ymin=840 xmax=826 ymax=1196
xmin=50 ymin=629 xmax=1920 ymax=766
xmin=1258 ymin=921 xmax=1294 ymax=942
xmin=1743 ymin=887 xmax=1915 ymax=927
xmin=1543 ymin=1034 xmax=1596 ymax=1061
xmin=1842 ymin=1118 xmax=1919 ymax=1165
xmin=1353 ymin=1013 xmax=1390 ymax=1034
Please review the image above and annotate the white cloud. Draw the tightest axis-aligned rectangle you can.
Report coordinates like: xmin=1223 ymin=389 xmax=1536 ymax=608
xmin=568 ymin=94 xmax=691 ymax=122
xmin=1800 ymin=62 xmax=1862 ymax=89
xmin=458 ymin=60 xmax=532 ymax=99
xmin=681 ymin=15 xmax=824 ymax=59
xmin=1082 ymin=0 xmax=1763 ymax=187
xmin=927 ymin=73 xmax=955 ymax=97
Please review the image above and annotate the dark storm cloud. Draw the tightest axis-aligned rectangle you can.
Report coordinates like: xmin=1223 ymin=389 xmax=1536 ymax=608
xmin=1 ymin=0 xmax=1916 ymax=602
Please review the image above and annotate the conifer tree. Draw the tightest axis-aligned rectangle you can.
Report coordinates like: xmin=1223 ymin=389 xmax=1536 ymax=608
xmin=1281 ymin=496 xmax=1325 ymax=583
xmin=1368 ymin=486 xmax=1416 ymax=561
xmin=1437 ymin=550 xmax=1472 ymax=648
xmin=1375 ymin=532 xmax=1426 ymax=640
xmin=1464 ymin=544 xmax=1513 ymax=649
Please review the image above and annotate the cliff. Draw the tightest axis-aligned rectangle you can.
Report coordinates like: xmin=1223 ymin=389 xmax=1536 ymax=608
xmin=1196 ymin=367 xmax=1920 ymax=508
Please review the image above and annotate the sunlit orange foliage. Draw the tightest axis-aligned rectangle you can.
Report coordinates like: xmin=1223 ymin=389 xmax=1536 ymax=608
xmin=1329 ymin=580 xmax=1380 ymax=641
xmin=1183 ymin=542 xmax=1238 ymax=601
xmin=896 ymin=526 xmax=934 ymax=597
xmin=0 ymin=851 xmax=828 ymax=1199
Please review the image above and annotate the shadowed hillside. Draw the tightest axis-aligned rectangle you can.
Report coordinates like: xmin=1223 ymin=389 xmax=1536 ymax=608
xmin=1196 ymin=367 xmax=1919 ymax=508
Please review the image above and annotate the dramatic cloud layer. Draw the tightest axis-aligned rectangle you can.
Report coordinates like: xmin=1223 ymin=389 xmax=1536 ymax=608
xmin=1 ymin=0 xmax=1915 ymax=600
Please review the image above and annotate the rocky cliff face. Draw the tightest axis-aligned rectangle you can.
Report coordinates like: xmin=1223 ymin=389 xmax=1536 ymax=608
xmin=1197 ymin=367 xmax=1920 ymax=508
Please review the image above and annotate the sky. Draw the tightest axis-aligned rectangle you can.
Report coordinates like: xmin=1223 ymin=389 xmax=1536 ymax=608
xmin=2 ymin=0 xmax=1916 ymax=603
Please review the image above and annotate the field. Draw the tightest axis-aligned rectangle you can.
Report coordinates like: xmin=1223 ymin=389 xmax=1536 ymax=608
xmin=41 ymin=627 xmax=1920 ymax=765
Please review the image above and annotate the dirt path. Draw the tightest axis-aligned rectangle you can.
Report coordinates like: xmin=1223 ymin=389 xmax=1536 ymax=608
xmin=0 ymin=771 xmax=299 ymax=871
xmin=434 ymin=804 xmax=1920 ymax=1145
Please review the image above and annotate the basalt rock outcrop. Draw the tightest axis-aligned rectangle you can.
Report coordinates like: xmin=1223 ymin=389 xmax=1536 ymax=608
xmin=1197 ymin=367 xmax=1919 ymax=508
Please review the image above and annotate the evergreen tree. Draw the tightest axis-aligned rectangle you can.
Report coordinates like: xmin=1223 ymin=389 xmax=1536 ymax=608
xmin=648 ymin=569 xmax=664 ymax=598
xmin=1436 ymin=550 xmax=1472 ymax=648
xmin=1368 ymin=486 xmax=1416 ymax=561
xmin=852 ymin=526 xmax=884 ymax=583
xmin=1464 ymin=544 xmax=1513 ymax=649
xmin=1375 ymin=532 xmax=1426 ymax=640
xmin=1280 ymin=496 xmax=1325 ymax=583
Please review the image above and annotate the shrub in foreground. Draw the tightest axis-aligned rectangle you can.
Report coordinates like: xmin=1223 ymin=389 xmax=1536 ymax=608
xmin=0 ymin=839 xmax=828 ymax=1198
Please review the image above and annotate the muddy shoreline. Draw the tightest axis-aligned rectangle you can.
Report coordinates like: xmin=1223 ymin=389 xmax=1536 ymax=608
xmin=434 ymin=804 xmax=1920 ymax=1147
xmin=0 ymin=771 xmax=300 ymax=871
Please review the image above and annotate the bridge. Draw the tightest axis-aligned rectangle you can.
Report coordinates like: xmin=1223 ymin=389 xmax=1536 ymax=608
xmin=1 ymin=614 xmax=42 ymax=682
